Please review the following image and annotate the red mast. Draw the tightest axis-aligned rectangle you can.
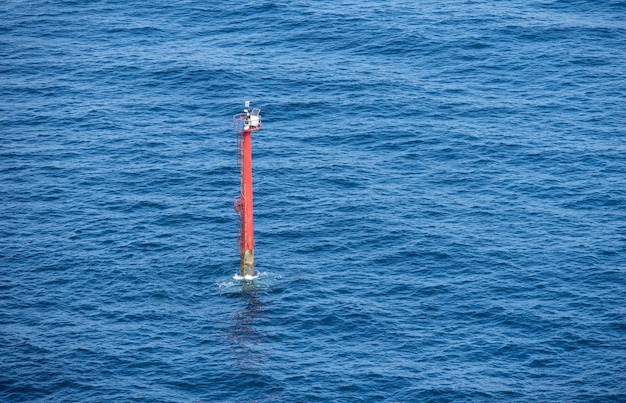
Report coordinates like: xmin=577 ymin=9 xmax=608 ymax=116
xmin=233 ymin=101 xmax=261 ymax=277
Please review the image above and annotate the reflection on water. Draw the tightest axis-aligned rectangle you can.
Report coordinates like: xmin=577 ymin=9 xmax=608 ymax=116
xmin=225 ymin=281 xmax=268 ymax=369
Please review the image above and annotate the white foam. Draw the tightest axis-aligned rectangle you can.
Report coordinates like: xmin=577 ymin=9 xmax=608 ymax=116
xmin=217 ymin=272 xmax=280 ymax=291
xmin=233 ymin=273 xmax=259 ymax=281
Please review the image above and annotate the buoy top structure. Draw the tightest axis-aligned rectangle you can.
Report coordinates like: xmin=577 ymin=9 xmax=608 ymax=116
xmin=233 ymin=101 xmax=261 ymax=278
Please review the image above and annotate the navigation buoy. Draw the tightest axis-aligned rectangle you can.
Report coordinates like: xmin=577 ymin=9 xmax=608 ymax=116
xmin=233 ymin=101 xmax=261 ymax=278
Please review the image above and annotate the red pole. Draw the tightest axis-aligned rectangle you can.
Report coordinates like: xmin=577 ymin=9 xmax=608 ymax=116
xmin=234 ymin=101 xmax=260 ymax=277
xmin=240 ymin=126 xmax=255 ymax=276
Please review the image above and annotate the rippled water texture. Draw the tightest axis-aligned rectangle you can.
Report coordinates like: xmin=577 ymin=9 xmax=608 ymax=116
xmin=1 ymin=0 xmax=625 ymax=401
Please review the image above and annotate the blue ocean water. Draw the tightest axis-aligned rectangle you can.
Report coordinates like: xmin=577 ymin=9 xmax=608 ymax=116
xmin=1 ymin=0 xmax=626 ymax=401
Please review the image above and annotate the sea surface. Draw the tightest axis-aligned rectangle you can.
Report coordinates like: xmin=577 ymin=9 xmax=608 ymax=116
xmin=1 ymin=0 xmax=626 ymax=401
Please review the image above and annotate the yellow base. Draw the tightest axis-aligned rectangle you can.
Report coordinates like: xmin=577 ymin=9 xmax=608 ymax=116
xmin=240 ymin=249 xmax=255 ymax=277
